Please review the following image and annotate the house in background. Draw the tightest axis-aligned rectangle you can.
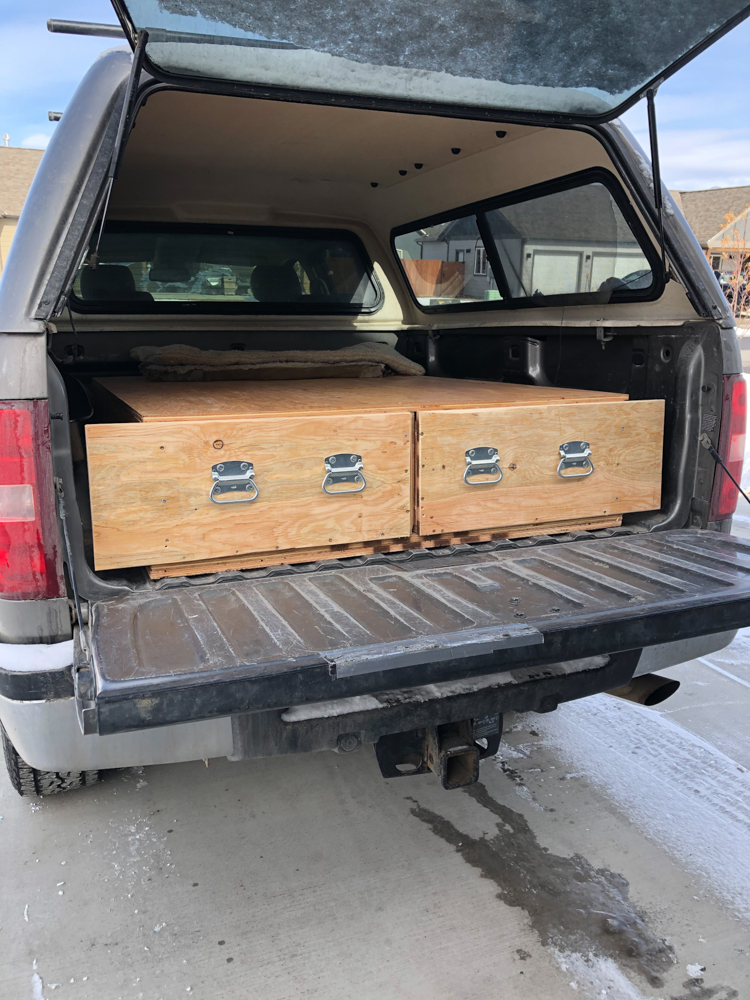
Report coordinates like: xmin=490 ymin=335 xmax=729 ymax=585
xmin=706 ymin=205 xmax=750 ymax=283
xmin=410 ymin=182 xmax=651 ymax=303
xmin=417 ymin=216 xmax=497 ymax=301
xmin=0 ymin=146 xmax=44 ymax=276
xmin=670 ymin=184 xmax=750 ymax=271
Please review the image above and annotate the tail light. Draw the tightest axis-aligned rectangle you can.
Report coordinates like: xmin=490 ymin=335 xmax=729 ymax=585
xmin=709 ymin=374 xmax=747 ymax=522
xmin=0 ymin=401 xmax=65 ymax=599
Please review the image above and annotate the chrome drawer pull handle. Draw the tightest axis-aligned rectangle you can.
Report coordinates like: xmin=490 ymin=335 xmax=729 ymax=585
xmin=464 ymin=447 xmax=502 ymax=485
xmin=557 ymin=441 xmax=594 ymax=478
xmin=322 ymin=453 xmax=366 ymax=494
xmin=210 ymin=461 xmax=259 ymax=504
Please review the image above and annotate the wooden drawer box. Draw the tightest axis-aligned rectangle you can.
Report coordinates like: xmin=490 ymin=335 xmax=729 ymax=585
xmin=86 ymin=376 xmax=662 ymax=574
xmin=85 ymin=412 xmax=413 ymax=570
xmin=417 ymin=399 xmax=664 ymax=535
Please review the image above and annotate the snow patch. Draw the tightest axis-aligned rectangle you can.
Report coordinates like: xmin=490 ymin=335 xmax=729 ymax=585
xmin=107 ymin=812 xmax=172 ymax=894
xmin=697 ymin=656 xmax=750 ymax=691
xmin=554 ymin=951 xmax=659 ymax=1000
xmin=281 ymin=695 xmax=381 ymax=722
xmin=513 ymin=782 xmax=544 ymax=811
xmin=539 ymin=694 xmax=750 ymax=918
xmin=31 ymin=961 xmax=45 ymax=1000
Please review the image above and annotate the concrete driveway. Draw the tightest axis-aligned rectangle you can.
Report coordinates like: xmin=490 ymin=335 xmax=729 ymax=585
xmin=2 ymin=627 xmax=750 ymax=1000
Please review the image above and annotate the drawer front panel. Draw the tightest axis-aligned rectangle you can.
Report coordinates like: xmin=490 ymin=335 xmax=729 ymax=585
xmin=417 ymin=399 xmax=664 ymax=535
xmin=86 ymin=412 xmax=413 ymax=570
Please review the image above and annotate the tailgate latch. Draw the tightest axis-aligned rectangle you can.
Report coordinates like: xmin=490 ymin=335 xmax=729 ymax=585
xmin=557 ymin=441 xmax=594 ymax=478
xmin=210 ymin=461 xmax=259 ymax=504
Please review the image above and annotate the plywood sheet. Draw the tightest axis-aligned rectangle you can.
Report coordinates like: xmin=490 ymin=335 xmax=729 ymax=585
xmin=148 ymin=514 xmax=623 ymax=578
xmin=86 ymin=411 xmax=413 ymax=570
xmin=94 ymin=375 xmax=627 ymax=423
xmin=417 ymin=399 xmax=664 ymax=535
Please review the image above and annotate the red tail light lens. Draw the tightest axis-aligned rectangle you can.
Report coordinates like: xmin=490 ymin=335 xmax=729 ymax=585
xmin=709 ymin=374 xmax=747 ymax=522
xmin=0 ymin=401 xmax=65 ymax=599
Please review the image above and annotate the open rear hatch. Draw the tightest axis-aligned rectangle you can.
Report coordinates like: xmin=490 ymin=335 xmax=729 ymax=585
xmin=86 ymin=529 xmax=750 ymax=734
xmin=112 ymin=0 xmax=750 ymax=120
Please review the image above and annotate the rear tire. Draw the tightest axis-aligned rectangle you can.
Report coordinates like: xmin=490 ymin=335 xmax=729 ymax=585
xmin=1 ymin=724 xmax=99 ymax=797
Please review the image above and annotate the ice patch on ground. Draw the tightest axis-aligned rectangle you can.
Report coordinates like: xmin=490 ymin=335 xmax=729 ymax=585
xmin=107 ymin=812 xmax=173 ymax=895
xmin=554 ymin=951 xmax=661 ymax=1000
xmin=686 ymin=963 xmax=707 ymax=979
xmin=31 ymin=960 xmax=45 ymax=1000
xmin=539 ymin=694 xmax=750 ymax=918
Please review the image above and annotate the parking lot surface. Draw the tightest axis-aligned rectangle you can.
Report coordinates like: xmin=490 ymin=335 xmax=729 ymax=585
xmin=2 ymin=622 xmax=750 ymax=1000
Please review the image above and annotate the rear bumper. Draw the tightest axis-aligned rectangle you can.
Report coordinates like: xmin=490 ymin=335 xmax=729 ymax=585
xmin=0 ymin=652 xmax=634 ymax=771
xmin=0 ymin=693 xmax=232 ymax=772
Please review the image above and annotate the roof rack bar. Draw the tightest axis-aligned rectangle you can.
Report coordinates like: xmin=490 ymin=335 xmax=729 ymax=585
xmin=47 ymin=19 xmax=126 ymax=38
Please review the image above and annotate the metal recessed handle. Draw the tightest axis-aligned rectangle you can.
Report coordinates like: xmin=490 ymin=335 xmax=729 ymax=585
xmin=557 ymin=441 xmax=594 ymax=478
xmin=322 ymin=453 xmax=366 ymax=494
xmin=464 ymin=447 xmax=502 ymax=485
xmin=210 ymin=461 xmax=259 ymax=504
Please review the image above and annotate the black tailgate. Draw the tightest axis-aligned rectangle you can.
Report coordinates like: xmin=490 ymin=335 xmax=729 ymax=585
xmin=89 ymin=529 xmax=750 ymax=734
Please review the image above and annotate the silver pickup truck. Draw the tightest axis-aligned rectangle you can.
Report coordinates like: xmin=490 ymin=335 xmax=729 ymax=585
xmin=2 ymin=1 xmax=750 ymax=797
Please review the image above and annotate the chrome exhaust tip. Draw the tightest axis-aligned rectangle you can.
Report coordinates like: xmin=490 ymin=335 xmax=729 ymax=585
xmin=607 ymin=672 xmax=680 ymax=707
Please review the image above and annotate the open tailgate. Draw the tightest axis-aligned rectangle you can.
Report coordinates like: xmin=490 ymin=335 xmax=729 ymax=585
xmin=87 ymin=529 xmax=750 ymax=734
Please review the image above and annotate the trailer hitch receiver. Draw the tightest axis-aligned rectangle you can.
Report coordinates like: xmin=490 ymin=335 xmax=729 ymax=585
xmin=374 ymin=715 xmax=502 ymax=790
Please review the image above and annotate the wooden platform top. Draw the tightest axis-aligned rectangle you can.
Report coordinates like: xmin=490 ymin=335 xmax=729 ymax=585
xmin=95 ymin=376 xmax=628 ymax=422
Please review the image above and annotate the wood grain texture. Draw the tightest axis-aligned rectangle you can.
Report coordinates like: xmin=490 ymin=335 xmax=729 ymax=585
xmin=416 ymin=399 xmax=664 ymax=535
xmin=148 ymin=514 xmax=623 ymax=578
xmin=95 ymin=375 xmax=628 ymax=423
xmin=86 ymin=412 xmax=413 ymax=570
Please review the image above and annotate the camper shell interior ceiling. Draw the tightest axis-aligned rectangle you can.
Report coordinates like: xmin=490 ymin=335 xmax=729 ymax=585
xmin=60 ymin=87 xmax=704 ymax=333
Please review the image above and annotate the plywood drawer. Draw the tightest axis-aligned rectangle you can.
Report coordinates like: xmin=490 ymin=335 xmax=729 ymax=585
xmin=86 ymin=412 xmax=413 ymax=570
xmin=417 ymin=399 xmax=664 ymax=535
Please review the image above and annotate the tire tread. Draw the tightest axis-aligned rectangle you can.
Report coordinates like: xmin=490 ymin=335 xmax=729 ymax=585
xmin=1 ymin=724 xmax=99 ymax=797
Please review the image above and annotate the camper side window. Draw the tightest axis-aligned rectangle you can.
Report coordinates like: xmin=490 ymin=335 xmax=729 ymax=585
xmin=392 ymin=168 xmax=658 ymax=311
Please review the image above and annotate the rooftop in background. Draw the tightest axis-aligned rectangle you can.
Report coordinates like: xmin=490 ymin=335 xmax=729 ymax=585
xmin=0 ymin=146 xmax=44 ymax=218
xmin=708 ymin=206 xmax=750 ymax=251
xmin=670 ymin=185 xmax=750 ymax=247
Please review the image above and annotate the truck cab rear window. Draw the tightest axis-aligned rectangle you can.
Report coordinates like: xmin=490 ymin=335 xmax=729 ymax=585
xmin=71 ymin=223 xmax=382 ymax=314
xmin=393 ymin=170 xmax=657 ymax=311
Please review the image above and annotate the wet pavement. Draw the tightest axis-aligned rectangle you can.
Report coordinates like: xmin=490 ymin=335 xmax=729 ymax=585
xmin=2 ymin=624 xmax=750 ymax=1000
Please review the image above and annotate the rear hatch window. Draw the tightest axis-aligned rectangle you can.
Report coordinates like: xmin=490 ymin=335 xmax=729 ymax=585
xmin=116 ymin=0 xmax=749 ymax=118
xmin=72 ymin=223 xmax=382 ymax=314
xmin=393 ymin=169 xmax=658 ymax=311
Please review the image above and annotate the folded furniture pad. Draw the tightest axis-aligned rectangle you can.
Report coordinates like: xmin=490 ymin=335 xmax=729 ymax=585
xmin=131 ymin=342 xmax=426 ymax=381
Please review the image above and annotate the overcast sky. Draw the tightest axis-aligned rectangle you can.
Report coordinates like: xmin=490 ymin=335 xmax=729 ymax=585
xmin=2 ymin=0 xmax=749 ymax=193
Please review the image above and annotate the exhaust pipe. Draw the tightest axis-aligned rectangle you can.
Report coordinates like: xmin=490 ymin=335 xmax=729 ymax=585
xmin=607 ymin=673 xmax=680 ymax=707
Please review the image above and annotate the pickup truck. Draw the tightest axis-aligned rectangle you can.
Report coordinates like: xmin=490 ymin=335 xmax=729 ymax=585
xmin=2 ymin=1 xmax=750 ymax=796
